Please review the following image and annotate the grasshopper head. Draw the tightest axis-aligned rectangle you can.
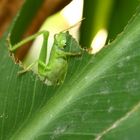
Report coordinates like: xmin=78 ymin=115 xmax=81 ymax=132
xmin=54 ymin=32 xmax=67 ymax=48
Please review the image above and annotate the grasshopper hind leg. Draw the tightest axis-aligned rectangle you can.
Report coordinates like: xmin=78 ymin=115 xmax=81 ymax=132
xmin=17 ymin=60 xmax=38 ymax=75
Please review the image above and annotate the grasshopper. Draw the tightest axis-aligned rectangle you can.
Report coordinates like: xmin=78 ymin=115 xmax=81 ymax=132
xmin=8 ymin=28 xmax=86 ymax=85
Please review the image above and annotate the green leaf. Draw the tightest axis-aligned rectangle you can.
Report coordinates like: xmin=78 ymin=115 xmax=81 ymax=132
xmin=1 ymin=1 xmax=140 ymax=140
xmin=80 ymin=0 xmax=114 ymax=47
xmin=108 ymin=0 xmax=140 ymax=41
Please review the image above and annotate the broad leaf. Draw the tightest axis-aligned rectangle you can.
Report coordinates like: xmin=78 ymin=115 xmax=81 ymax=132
xmin=0 ymin=1 xmax=140 ymax=140
xmin=108 ymin=0 xmax=139 ymax=40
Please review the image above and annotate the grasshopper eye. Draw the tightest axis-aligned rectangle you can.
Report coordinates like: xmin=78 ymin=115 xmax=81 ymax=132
xmin=64 ymin=44 xmax=66 ymax=48
xmin=61 ymin=40 xmax=66 ymax=46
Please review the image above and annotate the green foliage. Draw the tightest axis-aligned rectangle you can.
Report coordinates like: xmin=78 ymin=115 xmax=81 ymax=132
xmin=0 ymin=0 xmax=140 ymax=140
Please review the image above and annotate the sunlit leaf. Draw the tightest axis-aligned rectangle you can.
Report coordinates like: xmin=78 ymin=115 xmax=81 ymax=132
xmin=0 ymin=0 xmax=140 ymax=140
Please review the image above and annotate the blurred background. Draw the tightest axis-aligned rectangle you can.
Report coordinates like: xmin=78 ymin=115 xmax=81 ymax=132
xmin=0 ymin=0 xmax=139 ymax=61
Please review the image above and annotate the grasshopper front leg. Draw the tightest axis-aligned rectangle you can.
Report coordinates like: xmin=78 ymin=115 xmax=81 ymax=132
xmin=8 ymin=30 xmax=49 ymax=52
xmin=8 ymin=30 xmax=49 ymax=75
xmin=65 ymin=52 xmax=82 ymax=56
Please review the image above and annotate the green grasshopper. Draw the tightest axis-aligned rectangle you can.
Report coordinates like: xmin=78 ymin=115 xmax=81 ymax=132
xmin=8 ymin=29 xmax=85 ymax=85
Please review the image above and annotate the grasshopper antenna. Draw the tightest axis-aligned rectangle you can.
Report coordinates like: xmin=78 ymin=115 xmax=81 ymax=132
xmin=61 ymin=18 xmax=85 ymax=32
